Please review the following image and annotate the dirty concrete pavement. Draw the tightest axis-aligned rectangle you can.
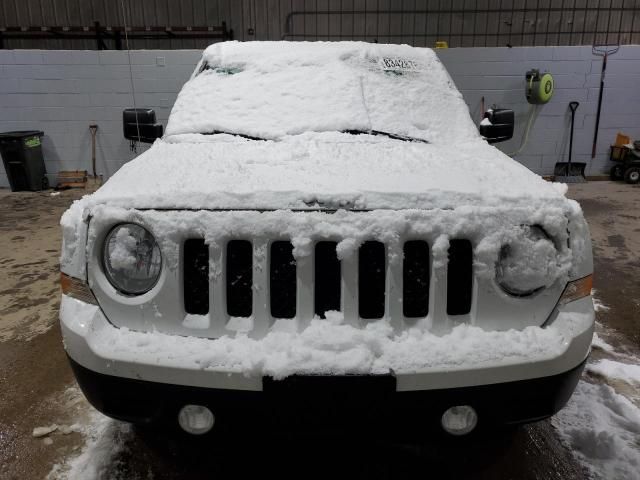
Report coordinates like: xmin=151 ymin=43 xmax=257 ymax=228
xmin=570 ymin=182 xmax=640 ymax=351
xmin=0 ymin=182 xmax=638 ymax=479
xmin=0 ymin=188 xmax=89 ymax=480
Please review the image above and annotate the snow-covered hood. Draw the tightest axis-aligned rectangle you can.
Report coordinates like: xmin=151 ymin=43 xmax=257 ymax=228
xmin=82 ymin=132 xmax=568 ymax=211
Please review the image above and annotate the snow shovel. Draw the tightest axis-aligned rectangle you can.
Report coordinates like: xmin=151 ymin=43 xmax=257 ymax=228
xmin=555 ymin=102 xmax=586 ymax=183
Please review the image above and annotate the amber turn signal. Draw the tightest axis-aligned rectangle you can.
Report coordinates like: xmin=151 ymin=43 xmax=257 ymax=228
xmin=61 ymin=273 xmax=98 ymax=305
xmin=558 ymin=274 xmax=593 ymax=305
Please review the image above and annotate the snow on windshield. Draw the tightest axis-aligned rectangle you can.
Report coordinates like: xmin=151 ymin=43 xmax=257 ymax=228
xmin=164 ymin=41 xmax=478 ymax=143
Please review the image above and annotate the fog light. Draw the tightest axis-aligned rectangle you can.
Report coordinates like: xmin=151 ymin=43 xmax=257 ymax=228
xmin=441 ymin=405 xmax=478 ymax=436
xmin=178 ymin=404 xmax=215 ymax=435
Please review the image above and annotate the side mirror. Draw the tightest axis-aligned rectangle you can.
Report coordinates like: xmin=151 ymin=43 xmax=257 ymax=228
xmin=479 ymin=108 xmax=514 ymax=144
xmin=123 ymin=108 xmax=163 ymax=143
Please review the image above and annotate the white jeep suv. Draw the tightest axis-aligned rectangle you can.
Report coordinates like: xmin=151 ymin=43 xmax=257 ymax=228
xmin=60 ymin=41 xmax=594 ymax=436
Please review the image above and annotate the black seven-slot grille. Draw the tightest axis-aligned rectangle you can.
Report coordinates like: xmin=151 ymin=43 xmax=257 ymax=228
xmin=183 ymin=239 xmax=473 ymax=320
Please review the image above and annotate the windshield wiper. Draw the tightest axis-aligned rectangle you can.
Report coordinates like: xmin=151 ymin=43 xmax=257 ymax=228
xmin=200 ymin=129 xmax=428 ymax=143
xmin=342 ymin=129 xmax=429 ymax=144
xmin=202 ymin=130 xmax=267 ymax=141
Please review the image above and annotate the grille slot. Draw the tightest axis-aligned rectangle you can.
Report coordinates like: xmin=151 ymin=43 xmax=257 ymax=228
xmin=359 ymin=241 xmax=386 ymax=319
xmin=447 ymin=239 xmax=473 ymax=316
xmin=314 ymin=241 xmax=341 ymax=319
xmin=179 ymin=235 xmax=474 ymax=329
xmin=226 ymin=240 xmax=253 ymax=317
xmin=403 ymin=240 xmax=429 ymax=318
xmin=183 ymin=239 xmax=209 ymax=315
xmin=270 ymin=241 xmax=297 ymax=319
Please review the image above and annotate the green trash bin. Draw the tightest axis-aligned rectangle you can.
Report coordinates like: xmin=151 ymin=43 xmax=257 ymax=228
xmin=0 ymin=130 xmax=48 ymax=192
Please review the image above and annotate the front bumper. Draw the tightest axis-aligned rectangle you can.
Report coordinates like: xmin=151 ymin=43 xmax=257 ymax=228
xmin=60 ymin=294 xmax=594 ymax=391
xmin=69 ymin=354 xmax=586 ymax=431
xmin=61 ymin=293 xmax=594 ymax=429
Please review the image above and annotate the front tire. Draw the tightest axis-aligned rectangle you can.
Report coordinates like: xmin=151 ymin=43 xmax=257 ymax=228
xmin=624 ymin=166 xmax=640 ymax=184
xmin=610 ymin=164 xmax=624 ymax=180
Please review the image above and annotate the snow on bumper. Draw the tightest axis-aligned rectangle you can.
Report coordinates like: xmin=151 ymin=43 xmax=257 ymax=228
xmin=60 ymin=294 xmax=594 ymax=392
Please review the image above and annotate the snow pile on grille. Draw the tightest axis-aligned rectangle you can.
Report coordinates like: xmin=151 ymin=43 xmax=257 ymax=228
xmin=62 ymin=295 xmax=592 ymax=378
xmin=84 ymin=204 xmax=582 ymax=290
xmin=63 ymin=201 xmax=589 ymax=340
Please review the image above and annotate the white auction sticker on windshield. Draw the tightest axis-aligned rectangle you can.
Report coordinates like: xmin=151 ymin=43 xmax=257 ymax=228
xmin=379 ymin=57 xmax=421 ymax=72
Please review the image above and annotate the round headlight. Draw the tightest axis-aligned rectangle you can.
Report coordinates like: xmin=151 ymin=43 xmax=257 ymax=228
xmin=103 ymin=223 xmax=162 ymax=295
xmin=496 ymin=225 xmax=557 ymax=297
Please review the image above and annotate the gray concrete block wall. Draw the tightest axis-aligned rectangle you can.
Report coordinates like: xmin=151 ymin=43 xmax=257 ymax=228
xmin=437 ymin=45 xmax=640 ymax=177
xmin=1 ymin=46 xmax=640 ymax=188
xmin=0 ymin=49 xmax=201 ymax=187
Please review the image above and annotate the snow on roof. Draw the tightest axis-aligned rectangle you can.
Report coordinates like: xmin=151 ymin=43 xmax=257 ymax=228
xmin=165 ymin=41 xmax=478 ymax=143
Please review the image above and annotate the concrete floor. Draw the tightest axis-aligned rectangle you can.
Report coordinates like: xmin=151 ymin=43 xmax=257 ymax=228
xmin=0 ymin=182 xmax=638 ymax=479
xmin=0 ymin=188 xmax=88 ymax=480
xmin=570 ymin=182 xmax=640 ymax=351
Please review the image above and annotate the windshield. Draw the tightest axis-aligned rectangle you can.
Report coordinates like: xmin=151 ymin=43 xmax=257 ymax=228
xmin=165 ymin=42 xmax=478 ymax=144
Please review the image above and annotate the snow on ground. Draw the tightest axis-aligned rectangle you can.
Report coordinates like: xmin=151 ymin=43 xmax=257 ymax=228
xmin=591 ymin=332 xmax=615 ymax=353
xmin=591 ymin=290 xmax=610 ymax=313
xmin=47 ymin=410 xmax=131 ymax=480
xmin=587 ymin=359 xmax=640 ymax=386
xmin=552 ymin=382 xmax=640 ymax=480
xmin=551 ymin=294 xmax=640 ymax=480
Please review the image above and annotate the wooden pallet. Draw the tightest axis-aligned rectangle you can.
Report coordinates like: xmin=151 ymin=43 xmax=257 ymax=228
xmin=56 ymin=170 xmax=88 ymax=188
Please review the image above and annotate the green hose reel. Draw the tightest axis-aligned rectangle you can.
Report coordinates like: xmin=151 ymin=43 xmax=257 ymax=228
xmin=526 ymin=69 xmax=554 ymax=104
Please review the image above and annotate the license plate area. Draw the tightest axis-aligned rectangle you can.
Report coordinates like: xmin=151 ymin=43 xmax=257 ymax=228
xmin=263 ymin=374 xmax=396 ymax=397
xmin=264 ymin=374 xmax=396 ymax=429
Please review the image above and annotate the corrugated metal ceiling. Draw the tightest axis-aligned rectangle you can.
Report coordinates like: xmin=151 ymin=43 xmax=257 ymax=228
xmin=2 ymin=0 xmax=639 ymax=49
